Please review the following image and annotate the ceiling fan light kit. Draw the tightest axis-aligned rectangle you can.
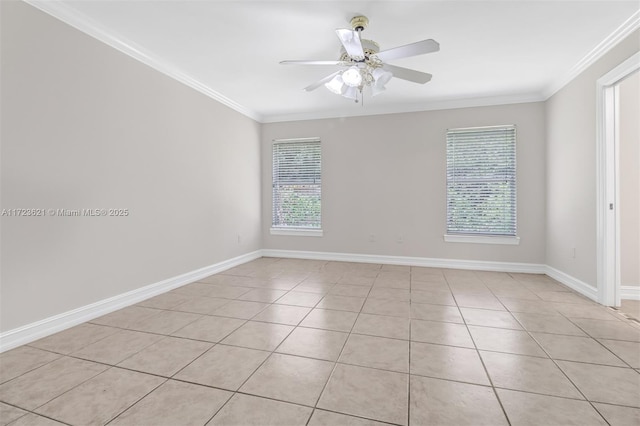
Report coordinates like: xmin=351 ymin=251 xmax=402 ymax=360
xmin=280 ymin=15 xmax=439 ymax=104
xmin=341 ymin=66 xmax=363 ymax=87
xmin=325 ymin=74 xmax=346 ymax=94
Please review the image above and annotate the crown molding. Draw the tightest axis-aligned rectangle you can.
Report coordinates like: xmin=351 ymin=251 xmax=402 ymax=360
xmin=260 ymin=92 xmax=545 ymax=123
xmin=542 ymin=9 xmax=640 ymax=100
xmin=23 ymin=1 xmax=639 ymax=124
xmin=24 ymin=0 xmax=264 ymax=123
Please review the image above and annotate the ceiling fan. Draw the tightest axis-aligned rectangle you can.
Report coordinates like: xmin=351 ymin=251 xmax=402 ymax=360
xmin=280 ymin=16 xmax=439 ymax=102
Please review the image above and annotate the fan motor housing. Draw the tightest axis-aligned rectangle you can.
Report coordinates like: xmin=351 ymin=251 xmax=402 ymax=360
xmin=339 ymin=39 xmax=380 ymax=62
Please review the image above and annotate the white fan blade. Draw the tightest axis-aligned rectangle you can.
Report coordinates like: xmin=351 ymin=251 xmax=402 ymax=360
xmin=336 ymin=29 xmax=365 ymax=59
xmin=376 ymin=39 xmax=439 ymax=62
xmin=382 ymin=64 xmax=432 ymax=84
xmin=280 ymin=60 xmax=345 ymax=66
xmin=304 ymin=71 xmax=342 ymax=91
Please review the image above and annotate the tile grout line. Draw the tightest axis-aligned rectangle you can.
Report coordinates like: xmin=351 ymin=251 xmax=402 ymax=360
xmin=513 ymin=328 xmax=613 ymax=425
xmin=26 ymin=325 xmax=640 ymax=412
xmin=195 ymin=257 xmax=302 ymax=425
xmin=6 ymin=260 xmax=638 ymax=425
xmin=498 ymin=273 xmax=613 ymax=425
xmin=6 ymin=356 xmax=638 ymax=425
xmin=103 ymin=376 xmax=169 ymax=426
xmin=0 ymin=397 xmax=76 ymax=426
xmin=27 ymin=363 xmax=150 ymax=425
xmin=560 ymin=316 xmax=640 ymax=369
xmin=150 ymin=266 xmax=620 ymax=422
xmin=0 ymin=353 xmax=63 ymax=387
xmin=206 ymin=260 xmax=333 ymax=425
xmin=144 ymin=266 xmax=640 ymax=423
xmin=407 ymin=269 xmax=414 ymax=426
xmin=504 ymin=275 xmax=613 ymax=396
xmin=307 ymin=263 xmax=382 ymax=425
xmin=154 ymin=284 xmax=273 ymax=426
xmin=446 ymin=270 xmax=513 ymax=426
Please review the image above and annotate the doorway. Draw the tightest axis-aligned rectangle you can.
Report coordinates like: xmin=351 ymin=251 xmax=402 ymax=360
xmin=596 ymin=51 xmax=640 ymax=307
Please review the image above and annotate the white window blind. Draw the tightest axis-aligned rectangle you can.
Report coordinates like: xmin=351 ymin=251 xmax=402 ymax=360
xmin=446 ymin=125 xmax=516 ymax=236
xmin=272 ymin=138 xmax=321 ymax=229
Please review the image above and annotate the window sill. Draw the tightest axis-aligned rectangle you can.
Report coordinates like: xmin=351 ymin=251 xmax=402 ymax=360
xmin=444 ymin=234 xmax=520 ymax=245
xmin=270 ymin=228 xmax=323 ymax=237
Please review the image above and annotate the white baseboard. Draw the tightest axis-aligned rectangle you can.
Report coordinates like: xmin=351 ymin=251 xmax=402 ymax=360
xmin=0 ymin=250 xmax=261 ymax=353
xmin=621 ymin=285 xmax=640 ymax=300
xmin=1 ymin=247 xmax=620 ymax=353
xmin=261 ymin=249 xmax=546 ymax=274
xmin=545 ymin=265 xmax=599 ymax=302
xmin=264 ymin=249 xmax=605 ymax=302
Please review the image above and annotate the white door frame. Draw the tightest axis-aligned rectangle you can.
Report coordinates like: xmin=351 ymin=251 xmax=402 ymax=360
xmin=596 ymin=52 xmax=640 ymax=306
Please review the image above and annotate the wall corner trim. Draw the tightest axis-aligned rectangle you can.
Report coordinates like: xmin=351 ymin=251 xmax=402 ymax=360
xmin=0 ymin=250 xmax=262 ymax=353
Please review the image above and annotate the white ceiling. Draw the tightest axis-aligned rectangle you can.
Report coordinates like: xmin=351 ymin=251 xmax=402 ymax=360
xmin=30 ymin=1 xmax=639 ymax=122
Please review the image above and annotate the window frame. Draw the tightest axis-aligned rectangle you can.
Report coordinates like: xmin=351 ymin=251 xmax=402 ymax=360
xmin=270 ymin=137 xmax=323 ymax=237
xmin=444 ymin=125 xmax=519 ymax=245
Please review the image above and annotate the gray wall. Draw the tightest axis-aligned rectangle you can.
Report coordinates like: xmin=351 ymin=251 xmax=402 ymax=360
xmin=619 ymin=71 xmax=640 ymax=288
xmin=545 ymin=29 xmax=640 ymax=288
xmin=0 ymin=1 xmax=262 ymax=332
xmin=262 ymin=103 xmax=546 ymax=264
xmin=2 ymin=1 xmax=638 ymax=335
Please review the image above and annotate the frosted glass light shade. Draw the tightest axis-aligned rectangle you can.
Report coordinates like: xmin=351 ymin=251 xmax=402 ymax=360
xmin=371 ymin=84 xmax=385 ymax=96
xmin=342 ymin=66 xmax=363 ymax=87
xmin=372 ymin=68 xmax=393 ymax=87
xmin=342 ymin=86 xmax=358 ymax=100
xmin=324 ymin=75 xmax=345 ymax=94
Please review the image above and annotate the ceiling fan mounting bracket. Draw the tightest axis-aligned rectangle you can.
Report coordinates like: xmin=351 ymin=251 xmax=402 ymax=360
xmin=350 ymin=16 xmax=369 ymax=32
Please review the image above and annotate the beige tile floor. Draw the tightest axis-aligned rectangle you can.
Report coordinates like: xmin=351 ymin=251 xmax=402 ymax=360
xmin=620 ymin=299 xmax=640 ymax=321
xmin=1 ymin=258 xmax=640 ymax=425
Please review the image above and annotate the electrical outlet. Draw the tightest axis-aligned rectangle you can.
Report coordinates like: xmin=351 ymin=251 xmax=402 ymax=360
xmin=396 ymin=235 xmax=404 ymax=244
xmin=237 ymin=234 xmax=242 ymax=244
xmin=571 ymin=247 xmax=576 ymax=258
xmin=369 ymin=234 xmax=376 ymax=242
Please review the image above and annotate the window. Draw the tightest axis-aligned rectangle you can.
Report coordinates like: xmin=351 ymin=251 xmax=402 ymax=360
xmin=445 ymin=125 xmax=518 ymax=244
xmin=271 ymin=138 xmax=322 ymax=236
